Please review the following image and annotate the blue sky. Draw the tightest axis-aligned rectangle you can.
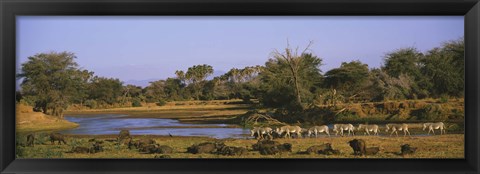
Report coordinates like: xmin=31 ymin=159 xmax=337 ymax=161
xmin=17 ymin=16 xmax=463 ymax=87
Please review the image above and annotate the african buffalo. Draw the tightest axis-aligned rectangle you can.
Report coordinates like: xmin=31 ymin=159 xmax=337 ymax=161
xmin=348 ymin=139 xmax=366 ymax=156
xmin=187 ymin=141 xmax=226 ymax=154
xmin=400 ymin=144 xmax=417 ymax=155
xmin=26 ymin=134 xmax=35 ymax=147
xmin=306 ymin=143 xmax=339 ymax=155
xmin=49 ymin=133 xmax=67 ymax=145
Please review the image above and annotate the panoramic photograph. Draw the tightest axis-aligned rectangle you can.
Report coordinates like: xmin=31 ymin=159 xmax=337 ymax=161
xmin=15 ymin=16 xmax=464 ymax=158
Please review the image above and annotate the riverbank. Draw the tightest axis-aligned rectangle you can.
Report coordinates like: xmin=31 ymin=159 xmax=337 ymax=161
xmin=16 ymin=104 xmax=79 ymax=133
xmin=65 ymin=100 xmax=253 ymax=124
xmin=16 ymin=134 xmax=464 ymax=158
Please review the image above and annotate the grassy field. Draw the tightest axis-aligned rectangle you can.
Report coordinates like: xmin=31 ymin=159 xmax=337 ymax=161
xmin=16 ymin=134 xmax=464 ymax=159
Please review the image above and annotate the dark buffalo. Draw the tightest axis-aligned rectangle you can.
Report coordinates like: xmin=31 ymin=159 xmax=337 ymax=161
xmin=217 ymin=146 xmax=248 ymax=156
xmin=365 ymin=147 xmax=380 ymax=155
xmin=157 ymin=145 xmax=174 ymax=154
xmin=140 ymin=144 xmax=159 ymax=153
xmin=26 ymin=134 xmax=35 ymax=147
xmin=130 ymin=138 xmax=156 ymax=149
xmin=258 ymin=143 xmax=292 ymax=155
xmin=400 ymin=144 xmax=417 ymax=155
xmin=141 ymin=144 xmax=173 ymax=154
xmin=306 ymin=143 xmax=339 ymax=155
xmin=49 ymin=133 xmax=67 ymax=145
xmin=252 ymin=140 xmax=279 ymax=151
xmin=70 ymin=146 xmax=91 ymax=153
xmin=154 ymin=155 xmax=171 ymax=158
xmin=348 ymin=139 xmax=366 ymax=156
xmin=187 ymin=141 xmax=226 ymax=154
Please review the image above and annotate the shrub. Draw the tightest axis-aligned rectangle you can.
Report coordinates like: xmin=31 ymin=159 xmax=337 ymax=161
xmin=447 ymin=123 xmax=464 ymax=133
xmin=132 ymin=99 xmax=142 ymax=107
xmin=84 ymin=99 xmax=98 ymax=109
xmin=335 ymin=112 xmax=360 ymax=122
xmin=16 ymin=146 xmax=25 ymax=158
xmin=439 ymin=95 xmax=449 ymax=103
xmin=156 ymin=99 xmax=167 ymax=106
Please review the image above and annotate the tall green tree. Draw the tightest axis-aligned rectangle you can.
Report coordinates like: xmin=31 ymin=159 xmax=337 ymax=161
xmin=422 ymin=38 xmax=464 ymax=97
xmin=178 ymin=64 xmax=214 ymax=100
xmin=163 ymin=78 xmax=186 ymax=101
xmin=383 ymin=47 xmax=423 ymax=78
xmin=323 ymin=60 xmax=369 ymax=100
xmin=382 ymin=47 xmax=430 ymax=99
xmin=221 ymin=66 xmax=262 ymax=99
xmin=144 ymin=80 xmax=167 ymax=102
xmin=88 ymin=77 xmax=123 ymax=105
xmin=18 ymin=51 xmax=90 ymax=117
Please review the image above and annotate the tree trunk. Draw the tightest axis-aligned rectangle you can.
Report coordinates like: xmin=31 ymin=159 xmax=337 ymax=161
xmin=292 ymin=72 xmax=302 ymax=104
xmin=289 ymin=63 xmax=303 ymax=109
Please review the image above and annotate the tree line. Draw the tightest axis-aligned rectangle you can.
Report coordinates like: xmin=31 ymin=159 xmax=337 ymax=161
xmin=16 ymin=38 xmax=464 ymax=117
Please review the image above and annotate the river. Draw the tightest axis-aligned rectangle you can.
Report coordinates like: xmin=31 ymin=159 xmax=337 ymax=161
xmin=59 ymin=114 xmax=251 ymax=139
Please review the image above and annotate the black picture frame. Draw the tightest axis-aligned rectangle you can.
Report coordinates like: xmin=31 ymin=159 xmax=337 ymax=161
xmin=1 ymin=0 xmax=479 ymax=173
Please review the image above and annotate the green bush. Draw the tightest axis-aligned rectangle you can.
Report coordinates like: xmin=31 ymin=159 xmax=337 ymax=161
xmin=335 ymin=112 xmax=360 ymax=121
xmin=132 ymin=99 xmax=142 ymax=107
xmin=16 ymin=146 xmax=25 ymax=158
xmin=411 ymin=104 xmax=447 ymax=121
xmin=84 ymin=99 xmax=98 ymax=109
xmin=447 ymin=123 xmax=464 ymax=133
xmin=439 ymin=95 xmax=449 ymax=103
xmin=156 ymin=99 xmax=167 ymax=106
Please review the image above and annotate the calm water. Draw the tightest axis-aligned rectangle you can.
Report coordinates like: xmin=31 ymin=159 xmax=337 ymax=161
xmin=59 ymin=114 xmax=251 ymax=139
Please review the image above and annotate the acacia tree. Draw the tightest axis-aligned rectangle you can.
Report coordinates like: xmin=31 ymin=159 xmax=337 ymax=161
xmin=18 ymin=51 xmax=90 ymax=117
xmin=87 ymin=77 xmax=123 ymax=105
xmin=422 ymin=38 xmax=464 ymax=97
xmin=323 ymin=60 xmax=369 ymax=101
xmin=382 ymin=47 xmax=430 ymax=99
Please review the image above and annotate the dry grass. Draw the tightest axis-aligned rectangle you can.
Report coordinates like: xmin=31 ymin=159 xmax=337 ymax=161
xmin=16 ymin=104 xmax=79 ymax=133
xmin=17 ymin=134 xmax=464 ymax=159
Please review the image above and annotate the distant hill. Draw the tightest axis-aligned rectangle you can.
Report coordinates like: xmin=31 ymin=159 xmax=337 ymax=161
xmin=124 ymin=79 xmax=160 ymax=88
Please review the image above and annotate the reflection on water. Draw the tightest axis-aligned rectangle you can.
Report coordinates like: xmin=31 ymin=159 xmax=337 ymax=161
xmin=60 ymin=114 xmax=251 ymax=139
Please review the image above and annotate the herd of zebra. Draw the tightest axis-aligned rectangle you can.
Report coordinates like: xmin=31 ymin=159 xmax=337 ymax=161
xmin=250 ymin=122 xmax=447 ymax=139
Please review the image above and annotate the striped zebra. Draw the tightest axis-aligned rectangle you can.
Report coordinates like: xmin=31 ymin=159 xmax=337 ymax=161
xmin=423 ymin=122 xmax=446 ymax=135
xmin=385 ymin=123 xmax=411 ymax=137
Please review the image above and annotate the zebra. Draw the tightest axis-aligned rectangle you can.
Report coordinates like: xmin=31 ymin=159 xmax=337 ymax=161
xmin=333 ymin=124 xmax=355 ymax=136
xmin=307 ymin=125 xmax=330 ymax=138
xmin=250 ymin=127 xmax=273 ymax=139
xmin=385 ymin=123 xmax=411 ymax=137
xmin=423 ymin=122 xmax=446 ymax=135
xmin=357 ymin=124 xmax=380 ymax=136
xmin=276 ymin=125 xmax=302 ymax=138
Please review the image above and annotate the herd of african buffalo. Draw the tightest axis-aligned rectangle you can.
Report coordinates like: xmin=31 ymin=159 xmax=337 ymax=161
xmin=20 ymin=130 xmax=418 ymax=157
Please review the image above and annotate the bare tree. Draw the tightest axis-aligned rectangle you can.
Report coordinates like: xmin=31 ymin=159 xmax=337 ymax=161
xmin=272 ymin=41 xmax=314 ymax=107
